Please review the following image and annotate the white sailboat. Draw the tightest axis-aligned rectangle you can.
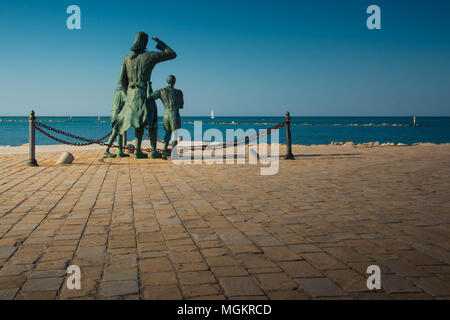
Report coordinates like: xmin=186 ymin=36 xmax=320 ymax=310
xmin=210 ymin=108 xmax=215 ymax=119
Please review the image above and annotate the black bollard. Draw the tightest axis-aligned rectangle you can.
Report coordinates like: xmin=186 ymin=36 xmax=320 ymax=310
xmin=27 ymin=110 xmax=38 ymax=166
xmin=285 ymin=111 xmax=295 ymax=160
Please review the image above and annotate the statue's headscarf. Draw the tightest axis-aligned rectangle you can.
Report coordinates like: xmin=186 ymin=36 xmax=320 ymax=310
xmin=130 ymin=32 xmax=148 ymax=59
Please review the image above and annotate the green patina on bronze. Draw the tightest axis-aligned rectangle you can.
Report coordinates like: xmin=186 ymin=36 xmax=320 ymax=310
xmin=149 ymin=74 xmax=184 ymax=159
xmin=104 ymin=32 xmax=177 ymax=158
xmin=104 ymin=89 xmax=129 ymax=158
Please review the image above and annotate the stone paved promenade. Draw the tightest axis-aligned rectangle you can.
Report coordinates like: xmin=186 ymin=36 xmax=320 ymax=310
xmin=0 ymin=144 xmax=449 ymax=300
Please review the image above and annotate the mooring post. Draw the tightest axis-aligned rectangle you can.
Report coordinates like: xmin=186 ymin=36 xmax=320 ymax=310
xmin=27 ymin=110 xmax=38 ymax=166
xmin=285 ymin=111 xmax=295 ymax=160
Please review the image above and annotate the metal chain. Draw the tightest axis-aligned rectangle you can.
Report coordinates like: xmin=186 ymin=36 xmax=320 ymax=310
xmin=36 ymin=121 xmax=112 ymax=144
xmin=35 ymin=126 xmax=112 ymax=147
xmin=143 ymin=131 xmax=164 ymax=143
xmin=185 ymin=122 xmax=286 ymax=151
xmin=34 ymin=120 xmax=286 ymax=153
xmin=36 ymin=121 xmax=157 ymax=152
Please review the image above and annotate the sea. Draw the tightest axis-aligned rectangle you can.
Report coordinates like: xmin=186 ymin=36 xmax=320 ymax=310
xmin=1 ymin=116 xmax=450 ymax=147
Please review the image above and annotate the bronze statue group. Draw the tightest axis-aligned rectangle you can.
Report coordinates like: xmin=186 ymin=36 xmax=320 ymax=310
xmin=104 ymin=32 xmax=183 ymax=160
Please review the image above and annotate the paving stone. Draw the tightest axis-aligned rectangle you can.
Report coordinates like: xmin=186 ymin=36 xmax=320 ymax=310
xmin=141 ymin=272 xmax=177 ymax=286
xmin=77 ymin=246 xmax=106 ymax=259
xmin=227 ymin=244 xmax=261 ymax=254
xmin=0 ymin=247 xmax=17 ymax=260
xmin=219 ymin=277 xmax=264 ymax=297
xmin=106 ymin=254 xmax=137 ymax=267
xmin=218 ymin=231 xmax=252 ymax=245
xmin=40 ymin=251 xmax=73 ymax=262
xmin=100 ymin=280 xmax=138 ymax=298
xmin=178 ymin=271 xmax=216 ymax=285
xmin=22 ymin=277 xmax=64 ymax=292
xmin=169 ymin=250 xmax=203 ymax=264
xmin=175 ymin=262 xmax=210 ymax=272
xmin=0 ymin=264 xmax=32 ymax=276
xmin=0 ymin=275 xmax=27 ymax=289
xmin=182 ymin=284 xmax=220 ymax=298
xmin=398 ymin=250 xmax=444 ymax=266
xmin=296 ymin=278 xmax=347 ymax=298
xmin=356 ymin=292 xmax=393 ymax=300
xmin=206 ymin=255 xmax=239 ymax=267
xmin=414 ymin=277 xmax=450 ymax=297
xmin=9 ymin=248 xmax=43 ymax=264
xmin=289 ymin=244 xmax=322 ymax=253
xmin=423 ymin=265 xmax=450 ymax=274
xmin=0 ymin=288 xmax=18 ymax=300
xmin=278 ymin=261 xmax=323 ymax=278
xmin=139 ymin=251 xmax=168 ymax=259
xmin=347 ymin=262 xmax=392 ymax=275
xmin=266 ymin=290 xmax=309 ymax=300
xmin=139 ymin=257 xmax=173 ymax=273
xmin=30 ymin=270 xmax=66 ymax=279
xmin=381 ymin=274 xmax=421 ymax=294
xmin=262 ymin=246 xmax=300 ymax=261
xmin=190 ymin=295 xmax=226 ymax=300
xmin=237 ymin=253 xmax=276 ymax=268
xmin=102 ymin=266 xmax=138 ymax=281
xmin=380 ymin=260 xmax=431 ymax=277
xmin=391 ymin=293 xmax=434 ymax=300
xmin=212 ymin=266 xmax=249 ymax=277
xmin=201 ymin=248 xmax=227 ymax=257
xmin=247 ymin=267 xmax=283 ymax=276
xmin=59 ymin=279 xmax=97 ymax=299
xmin=142 ymin=286 xmax=182 ymax=300
xmin=254 ymin=273 xmax=298 ymax=291
xmin=330 ymin=233 xmax=360 ymax=240
xmin=326 ymin=269 xmax=368 ymax=292
xmin=16 ymin=291 xmax=58 ymax=300
xmin=249 ymin=236 xmax=283 ymax=247
xmin=79 ymin=235 xmax=107 ymax=247
xmin=324 ymin=247 xmax=369 ymax=263
xmin=229 ymin=295 xmax=268 ymax=300
xmin=302 ymin=253 xmax=347 ymax=270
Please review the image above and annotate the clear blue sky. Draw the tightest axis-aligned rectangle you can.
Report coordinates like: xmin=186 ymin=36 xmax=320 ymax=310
xmin=0 ymin=0 xmax=449 ymax=116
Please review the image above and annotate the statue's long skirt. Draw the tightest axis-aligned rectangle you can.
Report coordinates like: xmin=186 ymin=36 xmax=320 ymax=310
xmin=110 ymin=89 xmax=125 ymax=128
xmin=113 ymin=84 xmax=158 ymax=135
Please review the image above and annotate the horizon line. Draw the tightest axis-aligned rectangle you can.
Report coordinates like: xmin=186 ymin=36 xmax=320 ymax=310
xmin=1 ymin=115 xmax=450 ymax=118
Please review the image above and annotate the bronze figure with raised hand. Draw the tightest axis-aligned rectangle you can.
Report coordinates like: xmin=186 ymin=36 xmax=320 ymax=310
xmin=148 ymin=75 xmax=184 ymax=160
xmin=108 ymin=32 xmax=177 ymax=158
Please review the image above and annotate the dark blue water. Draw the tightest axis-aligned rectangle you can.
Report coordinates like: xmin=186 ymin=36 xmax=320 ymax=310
xmin=1 ymin=116 xmax=449 ymax=146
